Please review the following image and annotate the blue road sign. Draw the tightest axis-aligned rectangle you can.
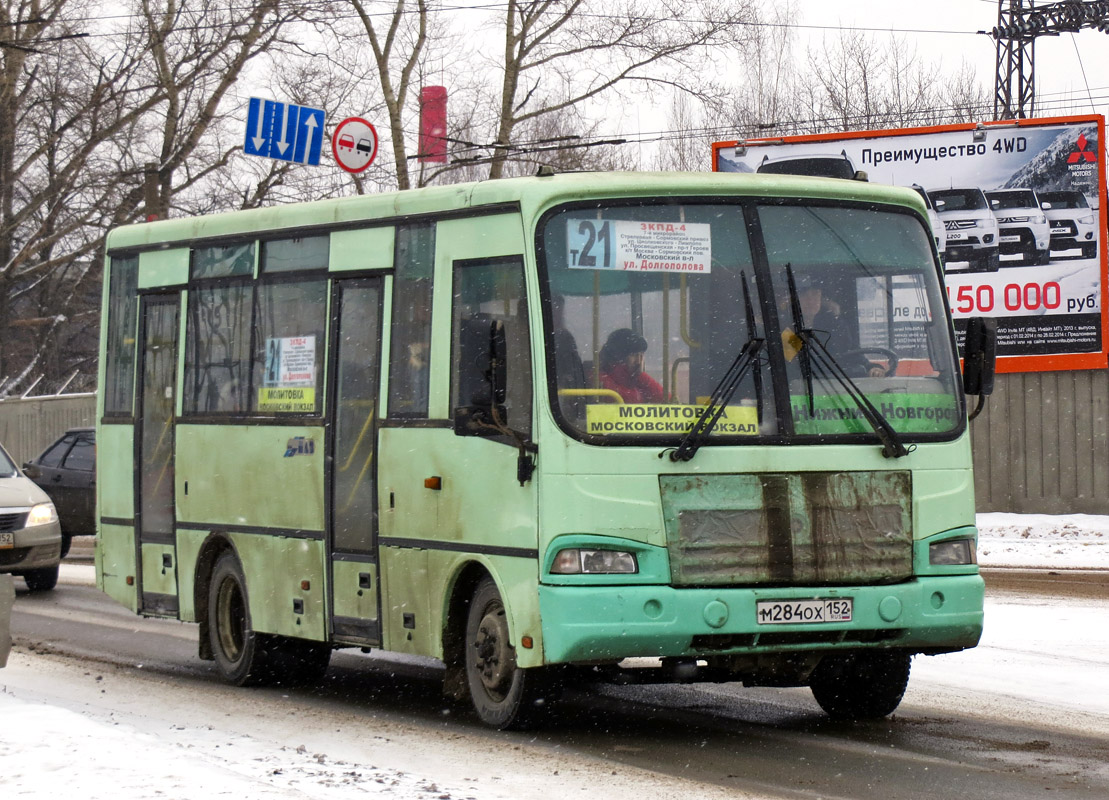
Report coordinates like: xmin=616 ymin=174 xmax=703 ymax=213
xmin=244 ymin=98 xmax=326 ymax=166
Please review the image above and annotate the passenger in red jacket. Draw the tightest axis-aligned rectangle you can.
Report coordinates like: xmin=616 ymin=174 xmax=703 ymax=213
xmin=599 ymin=328 xmax=665 ymax=404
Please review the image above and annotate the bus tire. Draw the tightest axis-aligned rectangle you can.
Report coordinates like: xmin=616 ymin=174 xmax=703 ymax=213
xmin=809 ymin=651 xmax=911 ymax=720
xmin=24 ymin=565 xmax=59 ymax=592
xmin=208 ymin=551 xmax=275 ymax=687
xmin=465 ymin=577 xmax=550 ymax=730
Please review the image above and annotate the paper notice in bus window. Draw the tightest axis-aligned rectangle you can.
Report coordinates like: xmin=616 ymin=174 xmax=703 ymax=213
xmin=586 ymin=404 xmax=757 ymax=435
xmin=258 ymin=387 xmax=316 ymax=413
xmin=567 ymin=219 xmax=712 ymax=274
xmin=264 ymin=335 xmax=316 ymax=387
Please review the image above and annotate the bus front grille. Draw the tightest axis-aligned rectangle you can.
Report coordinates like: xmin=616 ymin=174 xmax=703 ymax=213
xmin=660 ymin=472 xmax=913 ymax=586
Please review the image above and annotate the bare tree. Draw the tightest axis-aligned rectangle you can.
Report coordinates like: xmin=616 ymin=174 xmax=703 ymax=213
xmin=482 ymin=0 xmax=755 ymax=179
xmin=0 ymin=0 xmax=301 ymax=396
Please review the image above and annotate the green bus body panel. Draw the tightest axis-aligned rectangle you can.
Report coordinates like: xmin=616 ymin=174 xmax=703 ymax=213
xmin=175 ymin=529 xmax=205 ymax=622
xmin=97 ymin=424 xmax=135 ymax=520
xmin=175 ymin=425 xmax=325 ymax=532
xmin=538 ymin=573 xmax=984 ymax=663
xmin=330 ymin=227 xmax=394 ymax=271
xmin=96 ymin=523 xmax=138 ymax=612
xmin=380 ymin=548 xmax=430 ymax=655
xmin=141 ymin=543 xmax=179 ymax=597
xmin=232 ymin=532 xmax=326 ymax=640
xmin=331 ymin=559 xmax=379 ymax=623
xmin=138 ymin=248 xmax=189 ymax=289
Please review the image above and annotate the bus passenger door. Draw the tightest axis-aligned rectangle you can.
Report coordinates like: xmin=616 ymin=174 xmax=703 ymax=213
xmin=328 ymin=278 xmax=384 ymax=645
xmin=135 ymin=294 xmax=179 ymax=617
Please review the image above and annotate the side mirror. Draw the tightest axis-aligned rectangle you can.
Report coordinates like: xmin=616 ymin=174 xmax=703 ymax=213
xmin=962 ymin=317 xmax=997 ymax=396
xmin=22 ymin=463 xmax=41 ymax=479
xmin=853 ymin=170 xmax=869 ymax=182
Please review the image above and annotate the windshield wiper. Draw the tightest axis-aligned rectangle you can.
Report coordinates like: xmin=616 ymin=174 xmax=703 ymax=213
xmin=784 ymin=266 xmax=909 ymax=459
xmin=668 ymin=272 xmax=764 ymax=463
xmin=804 ymin=338 xmax=911 ymax=458
xmin=785 ymin=266 xmax=816 ymax=416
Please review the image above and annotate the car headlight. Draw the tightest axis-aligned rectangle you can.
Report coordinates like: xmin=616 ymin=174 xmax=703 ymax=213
xmin=1078 ymin=214 xmax=1095 ymax=225
xmin=929 ymin=538 xmax=976 ymax=566
xmin=26 ymin=502 xmax=59 ymax=527
xmin=551 ymin=548 xmax=638 ymax=574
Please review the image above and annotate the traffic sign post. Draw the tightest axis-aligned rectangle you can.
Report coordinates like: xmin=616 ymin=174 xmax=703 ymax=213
xmin=331 ymin=117 xmax=379 ymax=174
xmin=244 ymin=98 xmax=326 ymax=167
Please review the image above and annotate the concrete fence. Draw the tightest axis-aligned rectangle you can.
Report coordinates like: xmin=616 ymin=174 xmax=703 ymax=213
xmin=0 ymin=394 xmax=97 ymax=464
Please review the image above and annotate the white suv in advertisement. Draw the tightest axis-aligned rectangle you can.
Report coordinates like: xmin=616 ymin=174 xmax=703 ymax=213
xmin=926 ymin=188 xmax=1000 ymax=272
xmin=1038 ymin=190 xmax=1099 ymax=259
xmin=985 ymin=189 xmax=1051 ymax=266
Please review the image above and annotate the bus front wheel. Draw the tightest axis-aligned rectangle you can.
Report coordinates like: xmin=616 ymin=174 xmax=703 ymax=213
xmin=465 ymin=577 xmax=550 ymax=730
xmin=809 ymin=651 xmax=911 ymax=720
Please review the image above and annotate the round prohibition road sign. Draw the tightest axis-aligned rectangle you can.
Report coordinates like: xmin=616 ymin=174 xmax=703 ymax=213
xmin=331 ymin=117 xmax=378 ymax=173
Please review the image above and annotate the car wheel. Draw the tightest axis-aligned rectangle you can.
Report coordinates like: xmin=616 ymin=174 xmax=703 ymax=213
xmin=60 ymin=535 xmax=72 ymax=559
xmin=1082 ymin=243 xmax=1097 ymax=259
xmin=810 ymin=651 xmax=911 ymax=720
xmin=24 ymin=565 xmax=59 ymax=592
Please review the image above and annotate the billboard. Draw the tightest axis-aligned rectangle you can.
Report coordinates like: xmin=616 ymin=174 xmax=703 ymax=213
xmin=713 ymin=116 xmax=1108 ymax=373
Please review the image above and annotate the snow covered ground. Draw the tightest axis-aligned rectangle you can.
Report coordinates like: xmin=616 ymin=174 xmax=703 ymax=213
xmin=2 ymin=513 xmax=1106 ymax=799
xmin=976 ymin=512 xmax=1109 ymax=569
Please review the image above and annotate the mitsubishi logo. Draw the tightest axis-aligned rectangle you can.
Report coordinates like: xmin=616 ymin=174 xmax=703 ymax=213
xmin=1067 ymin=134 xmax=1097 ymax=164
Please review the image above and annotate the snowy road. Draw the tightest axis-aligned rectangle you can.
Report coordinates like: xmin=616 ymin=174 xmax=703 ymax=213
xmin=3 ymin=566 xmax=1108 ymax=800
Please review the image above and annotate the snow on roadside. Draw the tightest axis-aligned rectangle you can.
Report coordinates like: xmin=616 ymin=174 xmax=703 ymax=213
xmin=976 ymin=512 xmax=1109 ymax=569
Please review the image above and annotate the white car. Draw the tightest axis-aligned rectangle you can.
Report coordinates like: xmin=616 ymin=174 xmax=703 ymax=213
xmin=927 ymin=188 xmax=1000 ymax=272
xmin=0 ymin=440 xmax=62 ymax=592
xmin=1038 ymin=190 xmax=1099 ymax=259
xmin=985 ymin=189 xmax=1051 ymax=266
xmin=911 ymin=185 xmax=947 ymax=264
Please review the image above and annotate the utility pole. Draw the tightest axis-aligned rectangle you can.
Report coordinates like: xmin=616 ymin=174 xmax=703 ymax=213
xmin=989 ymin=0 xmax=1109 ymax=120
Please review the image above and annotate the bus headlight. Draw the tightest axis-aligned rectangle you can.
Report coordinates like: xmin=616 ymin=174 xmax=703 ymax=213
xmin=551 ymin=548 xmax=638 ymax=574
xmin=26 ymin=503 xmax=59 ymax=527
xmin=929 ymin=538 xmax=976 ymax=566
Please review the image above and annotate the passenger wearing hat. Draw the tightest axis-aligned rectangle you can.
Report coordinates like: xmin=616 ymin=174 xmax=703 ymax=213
xmin=599 ymin=328 xmax=666 ymax=404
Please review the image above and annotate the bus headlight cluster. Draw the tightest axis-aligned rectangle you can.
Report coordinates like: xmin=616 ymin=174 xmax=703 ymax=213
xmin=929 ymin=538 xmax=976 ymax=566
xmin=551 ymin=548 xmax=638 ymax=574
xmin=26 ymin=503 xmax=59 ymax=527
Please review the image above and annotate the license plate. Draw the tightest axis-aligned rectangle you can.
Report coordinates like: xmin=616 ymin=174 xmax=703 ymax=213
xmin=0 ymin=532 xmax=13 ymax=549
xmin=946 ymin=232 xmax=966 ymax=241
xmin=1051 ymin=224 xmax=1067 ymax=231
xmin=1000 ymin=235 xmax=1021 ymax=243
xmin=756 ymin=598 xmax=852 ymax=625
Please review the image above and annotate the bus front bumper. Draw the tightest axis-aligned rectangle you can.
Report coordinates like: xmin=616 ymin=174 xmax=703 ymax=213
xmin=537 ymin=574 xmax=983 ymax=664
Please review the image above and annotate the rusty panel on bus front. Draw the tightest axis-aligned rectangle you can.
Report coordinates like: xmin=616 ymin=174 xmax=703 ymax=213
xmin=660 ymin=471 xmax=912 ymax=586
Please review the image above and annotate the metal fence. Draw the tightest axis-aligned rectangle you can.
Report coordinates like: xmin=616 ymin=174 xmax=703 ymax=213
xmin=972 ymin=370 xmax=1109 ymax=514
xmin=1 ymin=379 xmax=1106 ymax=514
xmin=0 ymin=394 xmax=97 ymax=464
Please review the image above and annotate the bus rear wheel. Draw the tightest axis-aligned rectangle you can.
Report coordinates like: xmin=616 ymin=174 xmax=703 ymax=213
xmin=465 ymin=577 xmax=551 ymax=730
xmin=208 ymin=551 xmax=274 ymax=686
xmin=809 ymin=651 xmax=911 ymax=720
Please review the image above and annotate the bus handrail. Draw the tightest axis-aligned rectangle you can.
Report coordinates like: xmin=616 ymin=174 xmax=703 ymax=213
xmin=557 ymin=388 xmax=624 ymax=403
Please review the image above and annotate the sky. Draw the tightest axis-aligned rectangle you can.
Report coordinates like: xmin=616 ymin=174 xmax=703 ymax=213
xmin=2 ymin=512 xmax=1107 ymax=799
xmin=792 ymin=0 xmax=1109 ymax=120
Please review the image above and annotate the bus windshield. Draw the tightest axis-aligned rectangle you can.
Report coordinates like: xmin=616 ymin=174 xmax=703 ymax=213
xmin=539 ymin=199 xmax=962 ymax=445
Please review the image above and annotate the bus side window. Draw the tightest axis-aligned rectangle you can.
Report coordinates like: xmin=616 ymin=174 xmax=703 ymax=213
xmin=388 ymin=224 xmax=435 ymax=418
xmin=451 ymin=257 xmax=532 ymax=436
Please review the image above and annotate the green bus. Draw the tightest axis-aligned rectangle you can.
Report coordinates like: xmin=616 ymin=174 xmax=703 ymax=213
xmin=95 ymin=171 xmax=992 ymax=729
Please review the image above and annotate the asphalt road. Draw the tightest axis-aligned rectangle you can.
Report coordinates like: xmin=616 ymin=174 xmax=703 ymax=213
xmin=7 ymin=561 xmax=1109 ymax=800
